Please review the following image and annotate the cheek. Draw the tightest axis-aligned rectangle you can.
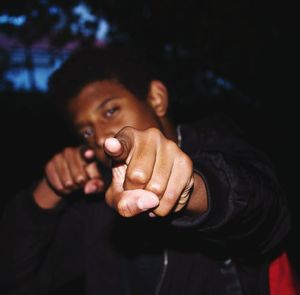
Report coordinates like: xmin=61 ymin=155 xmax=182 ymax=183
xmin=124 ymin=108 xmax=160 ymax=130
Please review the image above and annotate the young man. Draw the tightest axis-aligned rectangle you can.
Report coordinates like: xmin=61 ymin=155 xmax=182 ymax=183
xmin=0 ymin=44 xmax=294 ymax=295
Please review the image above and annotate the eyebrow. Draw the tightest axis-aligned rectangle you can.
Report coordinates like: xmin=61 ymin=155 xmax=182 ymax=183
xmin=95 ymin=95 xmax=120 ymax=112
xmin=74 ymin=96 xmax=121 ymax=129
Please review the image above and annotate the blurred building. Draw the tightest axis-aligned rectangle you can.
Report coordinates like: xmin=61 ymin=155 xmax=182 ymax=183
xmin=0 ymin=3 xmax=109 ymax=92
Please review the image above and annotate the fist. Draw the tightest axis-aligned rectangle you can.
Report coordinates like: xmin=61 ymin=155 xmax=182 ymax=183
xmin=104 ymin=127 xmax=194 ymax=217
xmin=44 ymin=146 xmax=104 ymax=196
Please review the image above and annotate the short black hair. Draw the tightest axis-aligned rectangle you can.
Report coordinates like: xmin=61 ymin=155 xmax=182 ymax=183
xmin=48 ymin=43 xmax=159 ymax=111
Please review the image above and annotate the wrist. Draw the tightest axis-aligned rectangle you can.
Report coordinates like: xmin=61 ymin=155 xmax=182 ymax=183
xmin=33 ymin=178 xmax=64 ymax=209
xmin=185 ymin=172 xmax=208 ymax=215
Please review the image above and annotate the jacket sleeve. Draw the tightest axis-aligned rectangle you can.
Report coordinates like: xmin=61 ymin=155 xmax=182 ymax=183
xmin=172 ymin=118 xmax=291 ymax=259
xmin=0 ymin=186 xmax=84 ymax=294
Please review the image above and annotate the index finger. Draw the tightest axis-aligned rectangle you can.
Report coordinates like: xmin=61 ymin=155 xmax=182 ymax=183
xmin=104 ymin=127 xmax=134 ymax=163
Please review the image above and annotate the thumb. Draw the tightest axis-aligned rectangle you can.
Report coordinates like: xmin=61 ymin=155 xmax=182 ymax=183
xmin=106 ymin=163 xmax=160 ymax=217
xmin=117 ymin=190 xmax=160 ymax=217
xmin=84 ymin=179 xmax=105 ymax=194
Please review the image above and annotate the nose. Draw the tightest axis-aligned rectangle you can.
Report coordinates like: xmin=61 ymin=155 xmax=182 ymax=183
xmin=94 ymin=129 xmax=105 ymax=149
xmin=94 ymin=127 xmax=115 ymax=149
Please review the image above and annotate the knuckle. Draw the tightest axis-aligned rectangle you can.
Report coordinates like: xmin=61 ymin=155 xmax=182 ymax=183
xmin=63 ymin=179 xmax=74 ymax=189
xmin=127 ymin=169 xmax=148 ymax=185
xmin=163 ymin=190 xmax=178 ymax=204
xmin=178 ymin=153 xmax=193 ymax=167
xmin=62 ymin=147 xmax=76 ymax=157
xmin=152 ymin=207 xmax=168 ymax=217
xmin=45 ymin=162 xmax=53 ymax=175
xmin=146 ymin=127 xmax=156 ymax=135
xmin=170 ymin=139 xmax=179 ymax=149
xmin=75 ymin=174 xmax=87 ymax=184
xmin=165 ymin=140 xmax=178 ymax=153
xmin=52 ymin=153 xmax=62 ymax=163
xmin=117 ymin=126 xmax=135 ymax=141
xmin=117 ymin=200 xmax=133 ymax=218
xmin=147 ymin=182 xmax=164 ymax=197
xmin=146 ymin=127 xmax=162 ymax=140
xmin=119 ymin=125 xmax=134 ymax=134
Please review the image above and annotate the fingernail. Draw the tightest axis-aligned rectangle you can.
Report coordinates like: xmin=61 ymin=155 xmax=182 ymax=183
xmin=84 ymin=150 xmax=94 ymax=158
xmin=148 ymin=212 xmax=157 ymax=218
xmin=98 ymin=179 xmax=105 ymax=186
xmin=104 ymin=138 xmax=122 ymax=155
xmin=85 ymin=184 xmax=97 ymax=194
xmin=96 ymin=180 xmax=105 ymax=191
xmin=137 ymin=195 xmax=159 ymax=210
xmin=76 ymin=176 xmax=85 ymax=183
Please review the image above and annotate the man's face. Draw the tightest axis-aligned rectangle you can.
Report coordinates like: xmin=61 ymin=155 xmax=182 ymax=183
xmin=68 ymin=80 xmax=162 ymax=163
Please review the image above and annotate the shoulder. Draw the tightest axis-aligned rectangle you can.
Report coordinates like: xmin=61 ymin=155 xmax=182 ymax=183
xmin=181 ymin=113 xmax=243 ymax=138
xmin=179 ymin=113 xmax=245 ymax=154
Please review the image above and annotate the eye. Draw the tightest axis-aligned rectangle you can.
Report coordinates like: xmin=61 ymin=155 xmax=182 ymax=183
xmin=105 ymin=107 xmax=119 ymax=118
xmin=80 ymin=126 xmax=94 ymax=139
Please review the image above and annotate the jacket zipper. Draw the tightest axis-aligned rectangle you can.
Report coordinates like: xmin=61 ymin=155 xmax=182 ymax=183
xmin=155 ymin=249 xmax=169 ymax=295
xmin=155 ymin=127 xmax=179 ymax=295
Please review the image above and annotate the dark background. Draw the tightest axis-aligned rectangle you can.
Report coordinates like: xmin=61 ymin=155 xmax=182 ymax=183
xmin=0 ymin=0 xmax=298 ymax=286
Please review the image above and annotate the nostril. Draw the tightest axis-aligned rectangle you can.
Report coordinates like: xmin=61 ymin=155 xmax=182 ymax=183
xmin=96 ymin=136 xmax=105 ymax=149
xmin=96 ymin=137 xmax=105 ymax=149
xmin=95 ymin=129 xmax=116 ymax=150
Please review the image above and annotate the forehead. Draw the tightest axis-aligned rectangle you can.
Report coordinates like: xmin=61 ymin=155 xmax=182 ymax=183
xmin=77 ymin=80 xmax=131 ymax=101
xmin=68 ymin=80 xmax=136 ymax=111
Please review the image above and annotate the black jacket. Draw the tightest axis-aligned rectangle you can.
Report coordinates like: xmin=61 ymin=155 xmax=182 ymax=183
xmin=0 ymin=116 xmax=291 ymax=295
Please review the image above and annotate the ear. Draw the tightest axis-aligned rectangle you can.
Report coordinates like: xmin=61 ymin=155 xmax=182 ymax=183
xmin=147 ymin=80 xmax=169 ymax=117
